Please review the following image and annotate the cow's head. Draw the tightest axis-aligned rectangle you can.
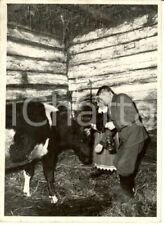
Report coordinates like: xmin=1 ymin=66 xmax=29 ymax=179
xmin=70 ymin=122 xmax=94 ymax=165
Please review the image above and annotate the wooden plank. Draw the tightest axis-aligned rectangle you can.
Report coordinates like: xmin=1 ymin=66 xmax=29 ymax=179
xmin=7 ymin=56 xmax=66 ymax=74
xmin=68 ymin=51 xmax=157 ymax=78
xmin=69 ymin=67 xmax=157 ymax=84
xmin=69 ymin=75 xmax=157 ymax=92
xmin=68 ymin=60 xmax=157 ymax=80
xmin=8 ymin=26 xmax=64 ymax=49
xmin=69 ymin=36 xmax=157 ymax=66
xmin=70 ymin=25 xmax=157 ymax=55
xmin=73 ymin=14 xmax=158 ymax=44
xmin=73 ymin=14 xmax=157 ymax=44
xmin=107 ymin=82 xmax=157 ymax=101
xmin=6 ymin=95 xmax=68 ymax=104
xmin=72 ymin=90 xmax=157 ymax=104
xmin=71 ymin=82 xmax=157 ymax=102
xmin=7 ymin=83 xmax=68 ymax=90
xmin=68 ymin=68 xmax=157 ymax=91
xmin=7 ymin=40 xmax=66 ymax=62
xmin=6 ymin=71 xmax=68 ymax=85
xmin=6 ymin=88 xmax=67 ymax=101
xmin=72 ymin=100 xmax=157 ymax=112
xmin=72 ymin=99 xmax=157 ymax=108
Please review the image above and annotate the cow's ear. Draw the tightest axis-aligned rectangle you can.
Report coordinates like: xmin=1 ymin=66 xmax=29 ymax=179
xmin=83 ymin=128 xmax=91 ymax=136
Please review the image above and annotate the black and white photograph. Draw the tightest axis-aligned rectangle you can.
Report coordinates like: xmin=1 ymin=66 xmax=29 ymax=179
xmin=0 ymin=0 xmax=162 ymax=221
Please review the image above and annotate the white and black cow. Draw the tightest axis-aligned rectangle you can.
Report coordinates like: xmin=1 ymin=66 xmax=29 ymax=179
xmin=6 ymin=101 xmax=93 ymax=204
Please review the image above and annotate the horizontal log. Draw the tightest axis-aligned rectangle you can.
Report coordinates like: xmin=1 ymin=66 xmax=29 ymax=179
xmin=72 ymin=91 xmax=157 ymax=105
xmin=106 ymin=83 xmax=157 ymax=100
xmin=6 ymin=95 xmax=68 ymax=104
xmin=6 ymin=88 xmax=67 ymax=101
xmin=71 ymin=82 xmax=157 ymax=102
xmin=72 ymin=100 xmax=157 ymax=112
xmin=73 ymin=14 xmax=157 ymax=44
xmin=69 ymin=36 xmax=157 ymax=66
xmin=7 ymin=56 xmax=66 ymax=74
xmin=7 ymin=40 xmax=66 ymax=62
xmin=69 ymin=67 xmax=157 ymax=83
xmin=70 ymin=25 xmax=157 ymax=55
xmin=68 ymin=51 xmax=157 ymax=78
xmin=7 ymin=83 xmax=68 ymax=90
xmin=69 ymin=76 xmax=157 ymax=92
xmin=68 ymin=62 xmax=157 ymax=81
xmin=68 ymin=68 xmax=157 ymax=91
xmin=6 ymin=71 xmax=68 ymax=85
xmin=8 ymin=25 xmax=64 ymax=49
xmin=73 ymin=100 xmax=157 ymax=116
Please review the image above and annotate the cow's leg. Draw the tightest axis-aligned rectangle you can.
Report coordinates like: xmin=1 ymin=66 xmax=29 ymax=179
xmin=42 ymin=152 xmax=58 ymax=204
xmin=23 ymin=162 xmax=35 ymax=197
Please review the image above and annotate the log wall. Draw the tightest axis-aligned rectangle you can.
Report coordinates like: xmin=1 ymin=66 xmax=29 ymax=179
xmin=6 ymin=24 xmax=68 ymax=103
xmin=68 ymin=14 xmax=158 ymax=133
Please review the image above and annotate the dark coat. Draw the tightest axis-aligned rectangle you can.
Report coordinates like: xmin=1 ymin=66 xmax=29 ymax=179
xmin=110 ymin=93 xmax=148 ymax=146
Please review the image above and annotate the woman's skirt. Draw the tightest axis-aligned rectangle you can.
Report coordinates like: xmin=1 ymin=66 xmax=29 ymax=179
xmin=93 ymin=132 xmax=117 ymax=171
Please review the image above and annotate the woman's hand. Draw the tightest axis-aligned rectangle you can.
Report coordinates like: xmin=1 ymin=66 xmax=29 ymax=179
xmin=105 ymin=121 xmax=115 ymax=130
xmin=90 ymin=123 xmax=97 ymax=130
xmin=95 ymin=144 xmax=103 ymax=153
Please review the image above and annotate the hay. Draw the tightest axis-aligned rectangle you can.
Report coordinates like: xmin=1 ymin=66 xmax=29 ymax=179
xmin=5 ymin=133 xmax=157 ymax=216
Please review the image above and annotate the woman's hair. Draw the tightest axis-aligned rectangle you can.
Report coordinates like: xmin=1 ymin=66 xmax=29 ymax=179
xmin=96 ymin=85 xmax=115 ymax=96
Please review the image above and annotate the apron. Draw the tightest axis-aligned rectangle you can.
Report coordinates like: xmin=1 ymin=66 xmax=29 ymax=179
xmin=93 ymin=132 xmax=117 ymax=171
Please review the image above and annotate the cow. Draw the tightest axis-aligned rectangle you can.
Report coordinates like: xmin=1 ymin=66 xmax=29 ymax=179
xmin=6 ymin=101 xmax=93 ymax=204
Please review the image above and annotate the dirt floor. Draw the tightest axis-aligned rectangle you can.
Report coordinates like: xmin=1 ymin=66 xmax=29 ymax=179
xmin=5 ymin=147 xmax=157 ymax=217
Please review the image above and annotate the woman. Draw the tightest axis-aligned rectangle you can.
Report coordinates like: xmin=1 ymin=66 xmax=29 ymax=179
xmin=90 ymin=99 xmax=118 ymax=178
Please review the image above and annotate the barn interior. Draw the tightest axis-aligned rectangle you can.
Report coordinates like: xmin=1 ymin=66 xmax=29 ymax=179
xmin=5 ymin=4 xmax=158 ymax=217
